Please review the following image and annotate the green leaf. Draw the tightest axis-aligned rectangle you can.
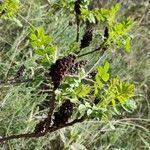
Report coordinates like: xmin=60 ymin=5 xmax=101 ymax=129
xmin=124 ymin=37 xmax=131 ymax=53
xmin=30 ymin=26 xmax=52 ymax=48
xmin=35 ymin=49 xmax=45 ymax=55
xmin=30 ymin=34 xmax=37 ymax=41
xmin=69 ymin=42 xmax=80 ymax=53
xmin=111 ymin=99 xmax=116 ymax=107
xmin=78 ymin=69 xmax=86 ymax=80
xmin=87 ymin=109 xmax=93 ymax=116
xmin=95 ymin=74 xmax=103 ymax=89
xmin=94 ymin=83 xmax=99 ymax=96
xmin=104 ymin=62 xmax=110 ymax=72
xmin=124 ymin=99 xmax=137 ymax=112
xmin=108 ymin=3 xmax=121 ymax=26
xmin=97 ymin=66 xmax=104 ymax=76
xmin=75 ymin=84 xmax=90 ymax=98
xmin=13 ymin=17 xmax=22 ymax=27
xmin=78 ymin=104 xmax=87 ymax=114
xmin=45 ymin=46 xmax=56 ymax=54
xmin=101 ymin=73 xmax=109 ymax=82
xmin=85 ymin=102 xmax=91 ymax=108
xmin=41 ymin=54 xmax=52 ymax=67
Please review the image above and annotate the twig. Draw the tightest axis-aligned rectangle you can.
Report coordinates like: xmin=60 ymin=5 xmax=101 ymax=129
xmin=78 ymin=43 xmax=106 ymax=58
xmin=0 ymin=116 xmax=85 ymax=142
xmin=18 ymin=14 xmax=34 ymax=28
xmin=86 ymin=54 xmax=105 ymax=77
xmin=0 ymin=79 xmax=33 ymax=85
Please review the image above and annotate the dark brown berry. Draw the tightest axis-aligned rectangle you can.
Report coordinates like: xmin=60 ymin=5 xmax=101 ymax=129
xmin=53 ymin=100 xmax=74 ymax=127
xmin=104 ymin=27 xmax=109 ymax=41
xmin=49 ymin=54 xmax=76 ymax=89
xmin=69 ymin=60 xmax=87 ymax=75
xmin=80 ymin=28 xmax=93 ymax=49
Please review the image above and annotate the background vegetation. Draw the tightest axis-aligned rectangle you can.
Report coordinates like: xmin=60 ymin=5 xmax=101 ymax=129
xmin=0 ymin=0 xmax=149 ymax=149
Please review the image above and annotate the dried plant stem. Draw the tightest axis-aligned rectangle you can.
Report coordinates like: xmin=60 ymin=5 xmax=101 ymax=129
xmin=0 ymin=116 xmax=85 ymax=142
xmin=78 ymin=44 xmax=106 ymax=58
xmin=0 ymin=79 xmax=33 ymax=85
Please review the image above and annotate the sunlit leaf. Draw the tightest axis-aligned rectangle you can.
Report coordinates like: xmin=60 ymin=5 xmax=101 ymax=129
xmin=75 ymin=84 xmax=90 ymax=98
xmin=104 ymin=62 xmax=110 ymax=72
xmin=101 ymin=73 xmax=109 ymax=82
xmin=96 ymin=74 xmax=103 ymax=89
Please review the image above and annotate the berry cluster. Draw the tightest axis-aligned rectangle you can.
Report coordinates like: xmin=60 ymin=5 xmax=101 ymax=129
xmin=53 ymin=100 xmax=74 ymax=127
xmin=80 ymin=28 xmax=93 ymax=49
xmin=104 ymin=27 xmax=109 ymax=41
xmin=49 ymin=54 xmax=76 ymax=89
xmin=69 ymin=60 xmax=87 ymax=75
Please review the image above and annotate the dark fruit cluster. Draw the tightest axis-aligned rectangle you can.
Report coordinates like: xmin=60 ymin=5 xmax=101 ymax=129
xmin=80 ymin=29 xmax=93 ymax=49
xmin=69 ymin=60 xmax=87 ymax=75
xmin=53 ymin=100 xmax=74 ymax=127
xmin=104 ymin=27 xmax=109 ymax=41
xmin=74 ymin=0 xmax=82 ymax=16
xmin=49 ymin=54 xmax=76 ymax=89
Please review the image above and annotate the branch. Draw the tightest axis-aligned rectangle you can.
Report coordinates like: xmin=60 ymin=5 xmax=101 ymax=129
xmin=0 ymin=116 xmax=85 ymax=142
xmin=0 ymin=132 xmax=46 ymax=143
xmin=78 ymin=43 xmax=106 ymax=58
xmin=0 ymin=78 xmax=33 ymax=85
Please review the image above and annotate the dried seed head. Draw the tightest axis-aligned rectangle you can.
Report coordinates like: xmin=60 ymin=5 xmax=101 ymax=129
xmin=49 ymin=54 xmax=76 ymax=89
xmin=104 ymin=26 xmax=109 ymax=41
xmin=53 ymin=100 xmax=74 ymax=127
xmin=80 ymin=28 xmax=93 ymax=49
xmin=69 ymin=60 xmax=87 ymax=75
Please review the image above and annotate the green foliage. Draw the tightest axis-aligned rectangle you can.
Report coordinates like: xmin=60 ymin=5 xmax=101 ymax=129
xmin=54 ymin=2 xmax=134 ymax=53
xmin=108 ymin=17 xmax=134 ymax=52
xmin=80 ymin=3 xmax=134 ymax=52
xmin=55 ymin=69 xmax=89 ymax=103
xmin=0 ymin=0 xmax=21 ymax=25
xmin=75 ymin=84 xmax=91 ymax=98
xmin=76 ymin=62 xmax=136 ymax=120
xmin=30 ymin=26 xmax=57 ymax=67
xmin=60 ymin=0 xmax=91 ymax=12
xmin=80 ymin=3 xmax=120 ymax=24
xmin=94 ymin=62 xmax=135 ymax=113
xmin=60 ymin=0 xmax=75 ymax=12
xmin=78 ymin=102 xmax=107 ymax=119
xmin=69 ymin=42 xmax=80 ymax=53
xmin=58 ymin=61 xmax=136 ymax=120
xmin=0 ymin=0 xmax=146 ymax=149
xmin=107 ymin=3 xmax=120 ymax=26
